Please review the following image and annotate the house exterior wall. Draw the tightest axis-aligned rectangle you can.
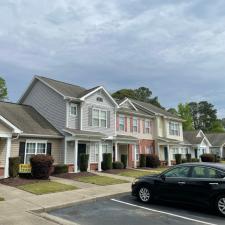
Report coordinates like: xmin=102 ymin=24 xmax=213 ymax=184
xmin=0 ymin=139 xmax=6 ymax=170
xmin=66 ymin=101 xmax=81 ymax=129
xmin=22 ymin=80 xmax=67 ymax=133
xmin=0 ymin=123 xmax=11 ymax=134
xmin=82 ymin=90 xmax=116 ymax=136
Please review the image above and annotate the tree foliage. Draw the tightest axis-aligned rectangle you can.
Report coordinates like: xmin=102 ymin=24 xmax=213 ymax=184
xmin=0 ymin=77 xmax=8 ymax=101
xmin=167 ymin=108 xmax=178 ymax=116
xmin=188 ymin=101 xmax=218 ymax=132
xmin=177 ymin=103 xmax=194 ymax=131
xmin=112 ymin=87 xmax=164 ymax=108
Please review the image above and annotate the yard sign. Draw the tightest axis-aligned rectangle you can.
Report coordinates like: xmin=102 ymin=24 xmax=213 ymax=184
xmin=19 ymin=164 xmax=31 ymax=173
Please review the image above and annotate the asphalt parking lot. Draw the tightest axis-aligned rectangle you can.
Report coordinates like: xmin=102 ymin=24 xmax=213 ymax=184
xmin=49 ymin=194 xmax=225 ymax=225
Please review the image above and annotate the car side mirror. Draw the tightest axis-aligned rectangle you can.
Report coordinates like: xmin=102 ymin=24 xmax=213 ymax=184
xmin=160 ymin=174 xmax=166 ymax=181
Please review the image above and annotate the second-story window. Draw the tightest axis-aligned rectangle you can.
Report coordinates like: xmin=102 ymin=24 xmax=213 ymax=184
xmin=133 ymin=117 xmax=138 ymax=132
xmin=169 ymin=122 xmax=180 ymax=136
xmin=145 ymin=120 xmax=151 ymax=133
xmin=92 ymin=109 xmax=107 ymax=128
xmin=119 ymin=116 xmax=125 ymax=131
xmin=70 ymin=103 xmax=77 ymax=116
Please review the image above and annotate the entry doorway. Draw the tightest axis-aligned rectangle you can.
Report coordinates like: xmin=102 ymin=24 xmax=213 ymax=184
xmin=78 ymin=144 xmax=86 ymax=170
xmin=164 ymin=147 xmax=168 ymax=161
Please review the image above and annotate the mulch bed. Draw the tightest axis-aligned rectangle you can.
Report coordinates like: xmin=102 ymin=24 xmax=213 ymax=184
xmin=0 ymin=177 xmax=47 ymax=187
xmin=52 ymin=172 xmax=97 ymax=180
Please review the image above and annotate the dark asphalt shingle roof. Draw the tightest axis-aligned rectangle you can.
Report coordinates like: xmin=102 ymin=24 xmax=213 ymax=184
xmin=0 ymin=101 xmax=62 ymax=137
xmin=116 ymin=134 xmax=138 ymax=140
xmin=183 ymin=130 xmax=203 ymax=145
xmin=64 ymin=128 xmax=107 ymax=137
xmin=130 ymin=99 xmax=181 ymax=120
xmin=206 ymin=133 xmax=225 ymax=147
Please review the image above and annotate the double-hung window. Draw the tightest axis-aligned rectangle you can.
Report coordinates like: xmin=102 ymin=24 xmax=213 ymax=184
xmin=145 ymin=120 xmax=151 ymax=133
xmin=169 ymin=122 xmax=180 ymax=136
xmin=92 ymin=109 xmax=107 ymax=128
xmin=133 ymin=118 xmax=138 ymax=132
xmin=119 ymin=116 xmax=125 ymax=131
xmin=70 ymin=103 xmax=77 ymax=116
xmin=136 ymin=145 xmax=140 ymax=161
xmin=25 ymin=140 xmax=47 ymax=164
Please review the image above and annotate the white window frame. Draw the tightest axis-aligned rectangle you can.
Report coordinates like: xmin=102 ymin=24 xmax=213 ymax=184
xmin=145 ymin=120 xmax=151 ymax=134
xmin=24 ymin=140 xmax=47 ymax=164
xmin=169 ymin=122 xmax=180 ymax=136
xmin=119 ymin=115 xmax=125 ymax=131
xmin=92 ymin=108 xmax=107 ymax=128
xmin=136 ymin=145 xmax=140 ymax=161
xmin=70 ymin=103 xmax=77 ymax=117
xmin=133 ymin=117 xmax=138 ymax=133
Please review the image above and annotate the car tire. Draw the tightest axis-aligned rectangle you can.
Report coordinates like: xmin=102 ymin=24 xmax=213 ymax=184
xmin=138 ymin=185 xmax=152 ymax=203
xmin=215 ymin=195 xmax=225 ymax=217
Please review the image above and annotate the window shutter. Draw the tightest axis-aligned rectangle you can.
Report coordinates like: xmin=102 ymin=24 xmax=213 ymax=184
xmin=19 ymin=142 xmax=26 ymax=164
xmin=130 ymin=117 xmax=133 ymax=132
xmin=116 ymin=115 xmax=119 ymax=131
xmin=107 ymin=111 xmax=110 ymax=128
xmin=138 ymin=119 xmax=141 ymax=133
xmin=125 ymin=116 xmax=127 ymax=132
xmin=47 ymin=143 xmax=52 ymax=155
xmin=143 ymin=120 xmax=145 ymax=133
xmin=88 ymin=107 xmax=92 ymax=126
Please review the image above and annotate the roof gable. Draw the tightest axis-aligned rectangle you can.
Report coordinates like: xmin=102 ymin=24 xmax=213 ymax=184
xmin=119 ymin=98 xmax=138 ymax=111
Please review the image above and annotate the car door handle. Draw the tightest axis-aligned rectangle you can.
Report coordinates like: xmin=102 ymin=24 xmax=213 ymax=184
xmin=178 ymin=181 xmax=186 ymax=185
xmin=209 ymin=183 xmax=219 ymax=185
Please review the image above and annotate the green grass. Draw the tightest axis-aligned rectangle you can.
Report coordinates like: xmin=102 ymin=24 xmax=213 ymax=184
xmin=18 ymin=181 xmax=77 ymax=195
xmin=0 ymin=197 xmax=4 ymax=201
xmin=76 ymin=175 xmax=128 ymax=186
xmin=118 ymin=168 xmax=166 ymax=178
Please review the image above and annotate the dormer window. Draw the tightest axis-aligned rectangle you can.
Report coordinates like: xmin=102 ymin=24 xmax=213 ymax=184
xmin=70 ymin=103 xmax=77 ymax=116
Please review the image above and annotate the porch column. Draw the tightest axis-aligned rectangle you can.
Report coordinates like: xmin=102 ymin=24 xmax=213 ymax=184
xmin=167 ymin=145 xmax=171 ymax=166
xmin=64 ymin=139 xmax=67 ymax=164
xmin=115 ymin=142 xmax=118 ymax=161
xmin=133 ymin=144 xmax=137 ymax=169
xmin=74 ymin=139 xmax=78 ymax=173
xmin=4 ymin=137 xmax=11 ymax=178
xmin=98 ymin=143 xmax=102 ymax=172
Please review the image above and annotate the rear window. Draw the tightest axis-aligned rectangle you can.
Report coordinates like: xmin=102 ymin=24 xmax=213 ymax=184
xmin=191 ymin=166 xmax=225 ymax=179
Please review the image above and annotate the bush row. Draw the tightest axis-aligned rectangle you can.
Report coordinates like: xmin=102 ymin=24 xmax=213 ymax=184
xmin=139 ymin=154 xmax=160 ymax=168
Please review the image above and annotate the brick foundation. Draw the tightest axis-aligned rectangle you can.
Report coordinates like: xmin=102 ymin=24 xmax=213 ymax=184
xmin=90 ymin=163 xmax=98 ymax=171
xmin=0 ymin=167 xmax=4 ymax=177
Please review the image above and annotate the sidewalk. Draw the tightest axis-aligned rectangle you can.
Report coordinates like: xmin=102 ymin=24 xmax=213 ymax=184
xmin=0 ymin=180 xmax=130 ymax=225
xmin=92 ymin=171 xmax=134 ymax=182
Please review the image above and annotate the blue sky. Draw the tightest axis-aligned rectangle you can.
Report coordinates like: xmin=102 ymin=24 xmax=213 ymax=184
xmin=1 ymin=0 xmax=225 ymax=117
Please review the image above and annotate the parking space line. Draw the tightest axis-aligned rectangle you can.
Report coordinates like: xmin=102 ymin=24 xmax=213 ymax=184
xmin=111 ymin=199 xmax=218 ymax=225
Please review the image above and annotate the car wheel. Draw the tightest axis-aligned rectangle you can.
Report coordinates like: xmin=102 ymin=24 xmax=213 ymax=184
xmin=138 ymin=186 xmax=151 ymax=203
xmin=216 ymin=195 xmax=225 ymax=217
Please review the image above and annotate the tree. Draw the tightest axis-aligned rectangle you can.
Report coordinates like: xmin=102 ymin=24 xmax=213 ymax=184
xmin=188 ymin=101 xmax=217 ymax=132
xmin=177 ymin=103 xmax=194 ymax=131
xmin=167 ymin=108 xmax=178 ymax=116
xmin=0 ymin=77 xmax=7 ymax=101
xmin=211 ymin=120 xmax=225 ymax=133
xmin=112 ymin=87 xmax=164 ymax=108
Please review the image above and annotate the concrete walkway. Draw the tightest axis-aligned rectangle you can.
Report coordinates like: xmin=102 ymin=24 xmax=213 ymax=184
xmin=0 ymin=179 xmax=130 ymax=225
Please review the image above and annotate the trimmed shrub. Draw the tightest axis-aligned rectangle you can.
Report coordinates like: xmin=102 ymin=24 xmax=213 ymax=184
xmin=186 ymin=154 xmax=192 ymax=162
xmin=146 ymin=154 xmax=160 ymax=168
xmin=30 ymin=154 xmax=54 ymax=179
xmin=102 ymin=153 xmax=112 ymax=170
xmin=175 ymin=154 xmax=182 ymax=164
xmin=200 ymin=154 xmax=215 ymax=162
xmin=113 ymin=161 xmax=124 ymax=169
xmin=191 ymin=158 xmax=200 ymax=162
xmin=9 ymin=157 xmax=20 ymax=177
xmin=139 ymin=154 xmax=146 ymax=167
xmin=214 ymin=154 xmax=221 ymax=163
xmin=80 ymin=154 xmax=89 ymax=172
xmin=54 ymin=164 xmax=68 ymax=174
xmin=181 ymin=159 xmax=187 ymax=164
xmin=121 ymin=154 xmax=127 ymax=169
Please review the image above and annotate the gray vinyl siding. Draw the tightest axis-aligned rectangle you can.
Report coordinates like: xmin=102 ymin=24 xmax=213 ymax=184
xmin=82 ymin=90 xmax=116 ymax=136
xmin=22 ymin=80 xmax=66 ymax=133
xmin=122 ymin=101 xmax=134 ymax=109
xmin=67 ymin=102 xmax=80 ymax=129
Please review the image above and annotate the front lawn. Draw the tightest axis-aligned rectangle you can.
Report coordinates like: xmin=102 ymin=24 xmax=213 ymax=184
xmin=76 ymin=175 xmax=128 ymax=186
xmin=18 ymin=181 xmax=77 ymax=195
xmin=118 ymin=168 xmax=167 ymax=178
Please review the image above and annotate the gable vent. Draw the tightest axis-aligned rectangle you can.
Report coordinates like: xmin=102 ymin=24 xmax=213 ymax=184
xmin=97 ymin=97 xmax=103 ymax=102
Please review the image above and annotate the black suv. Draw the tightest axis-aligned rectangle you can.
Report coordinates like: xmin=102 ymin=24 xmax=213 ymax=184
xmin=132 ymin=163 xmax=225 ymax=216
